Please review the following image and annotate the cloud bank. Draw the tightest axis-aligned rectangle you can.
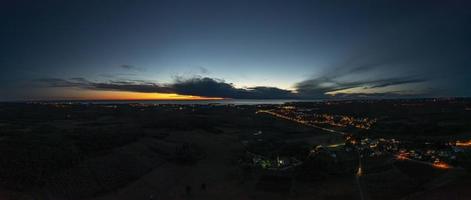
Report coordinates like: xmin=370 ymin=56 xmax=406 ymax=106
xmin=36 ymin=70 xmax=427 ymax=99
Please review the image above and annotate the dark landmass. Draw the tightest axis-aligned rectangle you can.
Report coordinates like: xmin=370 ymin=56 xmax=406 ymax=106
xmin=0 ymin=98 xmax=470 ymax=200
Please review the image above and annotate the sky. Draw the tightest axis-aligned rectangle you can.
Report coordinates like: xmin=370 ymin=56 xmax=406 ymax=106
xmin=1 ymin=0 xmax=470 ymax=100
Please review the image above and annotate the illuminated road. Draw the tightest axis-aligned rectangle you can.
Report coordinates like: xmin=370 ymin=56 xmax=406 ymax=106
xmin=256 ymin=110 xmax=346 ymax=135
xmin=355 ymin=151 xmax=367 ymax=200
xmin=355 ymin=175 xmax=366 ymax=200
xmin=395 ymin=155 xmax=453 ymax=170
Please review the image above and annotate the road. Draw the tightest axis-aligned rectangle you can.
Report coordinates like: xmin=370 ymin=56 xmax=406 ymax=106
xmin=355 ymin=151 xmax=368 ymax=200
xmin=256 ymin=110 xmax=346 ymax=135
xmin=395 ymin=155 xmax=453 ymax=170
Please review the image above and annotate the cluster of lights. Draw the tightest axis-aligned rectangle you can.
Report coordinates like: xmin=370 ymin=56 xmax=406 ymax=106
xmin=264 ymin=106 xmax=377 ymax=130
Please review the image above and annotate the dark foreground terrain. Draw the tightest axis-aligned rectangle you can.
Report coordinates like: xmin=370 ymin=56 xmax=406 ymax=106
xmin=0 ymin=98 xmax=470 ymax=200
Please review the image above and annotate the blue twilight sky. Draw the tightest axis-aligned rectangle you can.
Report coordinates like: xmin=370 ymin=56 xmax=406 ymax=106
xmin=1 ymin=0 xmax=470 ymax=100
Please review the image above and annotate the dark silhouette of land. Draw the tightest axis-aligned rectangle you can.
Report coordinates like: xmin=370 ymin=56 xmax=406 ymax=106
xmin=0 ymin=98 xmax=470 ymax=200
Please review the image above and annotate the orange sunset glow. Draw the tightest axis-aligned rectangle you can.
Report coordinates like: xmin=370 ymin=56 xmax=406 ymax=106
xmin=86 ymin=91 xmax=223 ymax=100
xmin=60 ymin=90 xmax=224 ymax=100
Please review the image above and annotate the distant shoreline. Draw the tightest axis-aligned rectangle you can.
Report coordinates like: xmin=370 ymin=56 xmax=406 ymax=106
xmin=2 ymin=97 xmax=470 ymax=105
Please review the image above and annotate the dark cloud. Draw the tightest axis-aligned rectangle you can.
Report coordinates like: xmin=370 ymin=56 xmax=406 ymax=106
xmin=119 ymin=64 xmax=143 ymax=71
xmin=35 ymin=78 xmax=84 ymax=87
xmin=198 ymin=67 xmax=209 ymax=74
xmin=295 ymin=76 xmax=427 ymax=98
xmin=294 ymin=60 xmax=428 ymax=98
xmin=90 ymin=82 xmax=172 ymax=93
xmin=171 ymin=77 xmax=241 ymax=97
xmin=367 ymin=78 xmax=426 ymax=89
xmin=171 ymin=77 xmax=296 ymax=99
xmin=36 ymin=77 xmax=298 ymax=99
xmin=98 ymin=73 xmax=138 ymax=78
xmin=69 ymin=77 xmax=90 ymax=83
